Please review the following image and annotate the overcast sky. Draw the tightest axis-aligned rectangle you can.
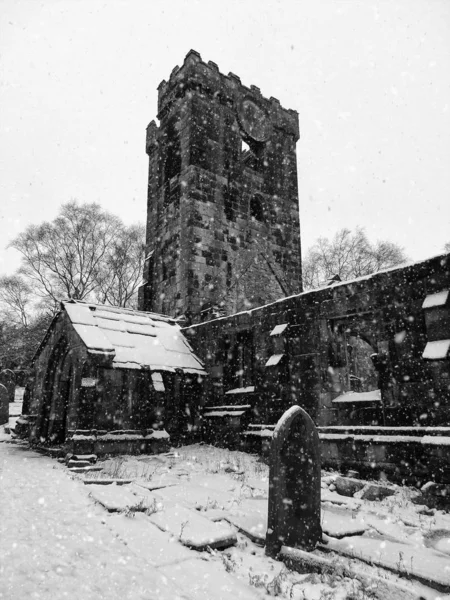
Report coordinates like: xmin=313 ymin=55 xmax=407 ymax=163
xmin=1 ymin=0 xmax=449 ymax=276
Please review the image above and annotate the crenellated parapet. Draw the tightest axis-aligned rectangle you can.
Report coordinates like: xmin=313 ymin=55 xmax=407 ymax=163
xmin=156 ymin=49 xmax=299 ymax=141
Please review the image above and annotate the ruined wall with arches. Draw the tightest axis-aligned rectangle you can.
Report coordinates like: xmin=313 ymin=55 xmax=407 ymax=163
xmin=185 ymin=253 xmax=450 ymax=429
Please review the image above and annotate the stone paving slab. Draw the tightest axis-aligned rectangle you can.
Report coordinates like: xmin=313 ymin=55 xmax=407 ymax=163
xmin=321 ymin=506 xmax=368 ymax=538
xmin=244 ymin=477 xmax=269 ymax=495
xmin=149 ymin=504 xmax=237 ymax=550
xmin=323 ymin=535 xmax=450 ymax=592
xmin=158 ymin=558 xmax=261 ymax=600
xmin=107 ymin=513 xmax=193 ymax=567
xmin=364 ymin=515 xmax=419 ymax=545
xmin=322 ymin=488 xmax=363 ymax=509
xmin=189 ymin=473 xmax=241 ymax=493
xmin=135 ymin=474 xmax=181 ymax=490
xmin=202 ymin=508 xmax=230 ymax=521
xmin=156 ymin=482 xmax=234 ymax=510
xmin=221 ymin=498 xmax=370 ymax=543
xmin=88 ymin=483 xmax=157 ymax=512
xmin=225 ymin=512 xmax=267 ymax=544
xmin=224 ymin=498 xmax=268 ymax=544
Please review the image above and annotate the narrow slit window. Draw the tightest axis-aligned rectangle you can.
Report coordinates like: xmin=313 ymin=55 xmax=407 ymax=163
xmin=250 ymin=195 xmax=264 ymax=222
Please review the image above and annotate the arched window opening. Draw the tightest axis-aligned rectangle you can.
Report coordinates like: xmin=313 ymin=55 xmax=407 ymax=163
xmin=226 ymin=263 xmax=232 ymax=288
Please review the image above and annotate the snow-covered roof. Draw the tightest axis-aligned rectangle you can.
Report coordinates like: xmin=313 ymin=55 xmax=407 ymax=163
xmin=63 ymin=300 xmax=206 ymax=374
xmin=332 ymin=389 xmax=381 ymax=404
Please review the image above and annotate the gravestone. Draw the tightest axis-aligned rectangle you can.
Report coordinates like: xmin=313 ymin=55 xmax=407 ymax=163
xmin=265 ymin=405 xmax=322 ymax=557
xmin=0 ymin=369 xmax=16 ymax=403
xmin=0 ymin=383 xmax=9 ymax=425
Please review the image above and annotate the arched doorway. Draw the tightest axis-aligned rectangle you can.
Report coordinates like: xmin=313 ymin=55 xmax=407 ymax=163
xmin=38 ymin=338 xmax=73 ymax=443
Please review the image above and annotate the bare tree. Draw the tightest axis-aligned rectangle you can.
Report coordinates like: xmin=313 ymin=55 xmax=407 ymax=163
xmin=0 ymin=311 xmax=52 ymax=370
xmin=444 ymin=242 xmax=450 ymax=253
xmin=9 ymin=202 xmax=123 ymax=305
xmin=302 ymin=227 xmax=408 ymax=290
xmin=0 ymin=275 xmax=33 ymax=327
xmin=0 ymin=275 xmax=53 ymax=370
xmin=95 ymin=224 xmax=146 ymax=308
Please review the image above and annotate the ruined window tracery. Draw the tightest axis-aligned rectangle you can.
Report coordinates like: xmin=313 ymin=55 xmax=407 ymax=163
xmin=327 ymin=321 xmax=379 ymax=394
xmin=225 ymin=330 xmax=255 ymax=390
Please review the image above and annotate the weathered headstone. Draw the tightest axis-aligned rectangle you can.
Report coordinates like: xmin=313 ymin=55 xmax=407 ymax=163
xmin=21 ymin=375 xmax=34 ymax=415
xmin=265 ymin=405 xmax=322 ymax=557
xmin=0 ymin=369 xmax=16 ymax=403
xmin=0 ymin=383 xmax=9 ymax=425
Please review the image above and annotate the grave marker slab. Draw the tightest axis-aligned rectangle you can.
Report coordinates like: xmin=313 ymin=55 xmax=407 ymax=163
xmin=149 ymin=504 xmax=237 ymax=550
xmin=0 ymin=369 xmax=15 ymax=403
xmin=266 ymin=405 xmax=322 ymax=556
xmin=0 ymin=383 xmax=8 ymax=425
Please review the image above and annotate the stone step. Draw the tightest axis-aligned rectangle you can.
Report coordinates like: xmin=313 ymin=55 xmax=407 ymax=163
xmin=67 ymin=460 xmax=93 ymax=468
xmin=69 ymin=453 xmax=97 ymax=463
xmin=68 ymin=465 xmax=103 ymax=473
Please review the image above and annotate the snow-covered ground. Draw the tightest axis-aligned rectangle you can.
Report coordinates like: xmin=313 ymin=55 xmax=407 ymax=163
xmin=1 ymin=394 xmax=450 ymax=599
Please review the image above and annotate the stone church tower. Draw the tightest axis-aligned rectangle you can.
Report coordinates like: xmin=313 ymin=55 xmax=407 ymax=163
xmin=138 ymin=50 xmax=302 ymax=322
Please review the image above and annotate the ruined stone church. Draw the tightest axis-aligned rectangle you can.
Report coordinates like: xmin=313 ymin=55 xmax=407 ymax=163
xmin=26 ymin=50 xmax=450 ymax=482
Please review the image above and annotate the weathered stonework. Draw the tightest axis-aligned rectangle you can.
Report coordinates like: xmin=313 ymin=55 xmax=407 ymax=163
xmin=139 ymin=50 xmax=302 ymax=321
xmin=185 ymin=254 xmax=450 ymax=428
xmin=184 ymin=253 xmax=450 ymax=481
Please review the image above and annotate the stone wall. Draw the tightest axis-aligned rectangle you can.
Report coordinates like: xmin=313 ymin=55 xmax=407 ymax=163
xmin=139 ymin=50 xmax=302 ymax=321
xmin=184 ymin=253 xmax=450 ymax=429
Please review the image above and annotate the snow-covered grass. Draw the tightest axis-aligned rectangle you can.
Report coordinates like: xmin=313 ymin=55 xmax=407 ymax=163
xmin=87 ymin=444 xmax=269 ymax=489
xmin=74 ymin=444 xmax=450 ymax=598
xmin=175 ymin=444 xmax=268 ymax=479
xmin=86 ymin=455 xmax=166 ymax=482
xmin=208 ymin=536 xmax=377 ymax=600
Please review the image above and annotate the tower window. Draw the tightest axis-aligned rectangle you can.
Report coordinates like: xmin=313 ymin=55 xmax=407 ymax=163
xmin=250 ymin=194 xmax=264 ymax=222
xmin=164 ymin=118 xmax=181 ymax=182
xmin=226 ymin=263 xmax=232 ymax=288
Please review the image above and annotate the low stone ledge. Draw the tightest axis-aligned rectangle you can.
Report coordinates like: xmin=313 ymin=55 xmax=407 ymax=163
xmin=64 ymin=429 xmax=170 ymax=456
